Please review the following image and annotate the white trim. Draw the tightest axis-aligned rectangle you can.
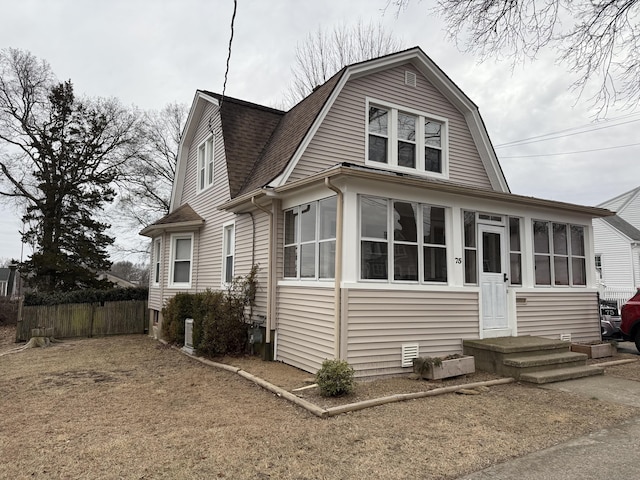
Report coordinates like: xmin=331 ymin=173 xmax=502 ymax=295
xmin=168 ymin=232 xmax=194 ymax=289
xmin=365 ymin=97 xmax=449 ymax=180
xmin=197 ymin=135 xmax=215 ymax=193
xmin=152 ymin=237 xmax=162 ymax=287
xmin=221 ymin=221 xmax=235 ymax=286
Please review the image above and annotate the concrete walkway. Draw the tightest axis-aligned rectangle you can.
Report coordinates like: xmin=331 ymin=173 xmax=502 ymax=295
xmin=457 ymin=371 xmax=640 ymax=479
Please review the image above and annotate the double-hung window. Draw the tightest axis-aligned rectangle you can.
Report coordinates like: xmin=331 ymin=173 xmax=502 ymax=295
xmin=284 ymin=197 xmax=337 ymax=280
xmin=360 ymin=195 xmax=447 ymax=283
xmin=152 ymin=238 xmax=161 ymax=286
xmin=197 ymin=136 xmax=214 ymax=192
xmin=533 ymin=221 xmax=586 ymax=286
xmin=367 ymin=100 xmax=447 ymax=177
xmin=169 ymin=233 xmax=193 ymax=287
xmin=222 ymin=223 xmax=235 ymax=284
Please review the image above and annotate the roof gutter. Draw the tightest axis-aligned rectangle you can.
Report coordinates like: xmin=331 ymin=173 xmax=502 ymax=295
xmin=139 ymin=220 xmax=204 ymax=237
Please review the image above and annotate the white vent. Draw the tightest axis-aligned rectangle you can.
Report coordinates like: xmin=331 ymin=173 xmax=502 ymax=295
xmin=404 ymin=70 xmax=417 ymax=87
xmin=402 ymin=343 xmax=419 ymax=367
xmin=560 ymin=333 xmax=572 ymax=342
xmin=183 ymin=318 xmax=195 ymax=354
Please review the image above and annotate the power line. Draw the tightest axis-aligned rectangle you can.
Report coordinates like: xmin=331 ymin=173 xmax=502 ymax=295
xmin=221 ymin=0 xmax=238 ymax=105
xmin=494 ymin=112 xmax=640 ymax=149
xmin=499 ymin=141 xmax=640 ymax=158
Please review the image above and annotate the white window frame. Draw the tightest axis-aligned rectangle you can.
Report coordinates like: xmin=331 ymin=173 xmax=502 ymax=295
xmin=152 ymin=237 xmax=162 ymax=287
xmin=197 ymin=135 xmax=215 ymax=192
xmin=168 ymin=233 xmax=193 ymax=288
xmin=0 ymin=281 xmax=6 ymax=297
xmin=358 ymin=195 xmax=449 ymax=284
xmin=283 ymin=197 xmax=337 ymax=281
xmin=533 ymin=220 xmax=586 ymax=287
xmin=365 ymin=98 xmax=448 ymax=179
xmin=222 ymin=221 xmax=235 ymax=286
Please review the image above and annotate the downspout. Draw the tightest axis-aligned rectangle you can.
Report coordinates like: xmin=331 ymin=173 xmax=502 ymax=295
xmin=325 ymin=178 xmax=344 ymax=359
xmin=251 ymin=197 xmax=275 ymax=356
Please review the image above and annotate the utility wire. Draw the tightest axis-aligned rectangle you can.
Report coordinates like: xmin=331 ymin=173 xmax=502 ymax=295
xmin=499 ymin=141 xmax=640 ymax=158
xmin=221 ymin=0 xmax=238 ymax=107
xmin=495 ymin=112 xmax=640 ymax=148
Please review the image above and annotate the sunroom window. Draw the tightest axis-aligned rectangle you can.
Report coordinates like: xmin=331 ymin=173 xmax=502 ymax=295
xmin=367 ymin=100 xmax=446 ymax=177
xmin=533 ymin=220 xmax=586 ymax=286
xmin=284 ymin=197 xmax=336 ymax=280
xmin=360 ymin=195 xmax=447 ymax=283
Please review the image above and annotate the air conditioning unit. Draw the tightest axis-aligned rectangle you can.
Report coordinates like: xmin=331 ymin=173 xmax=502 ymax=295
xmin=182 ymin=318 xmax=195 ymax=355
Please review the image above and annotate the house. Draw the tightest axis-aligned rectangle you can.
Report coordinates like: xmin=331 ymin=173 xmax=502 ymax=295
xmin=141 ymin=47 xmax=612 ymax=377
xmin=593 ymin=187 xmax=640 ymax=307
xmin=0 ymin=265 xmax=20 ymax=299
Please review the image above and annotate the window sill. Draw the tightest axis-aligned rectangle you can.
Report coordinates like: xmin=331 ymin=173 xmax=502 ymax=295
xmin=364 ymin=160 xmax=448 ymax=181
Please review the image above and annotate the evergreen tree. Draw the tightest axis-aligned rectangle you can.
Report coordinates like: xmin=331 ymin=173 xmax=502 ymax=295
xmin=0 ymin=49 xmax=141 ymax=292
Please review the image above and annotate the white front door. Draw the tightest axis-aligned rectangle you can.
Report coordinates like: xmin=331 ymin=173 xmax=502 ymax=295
xmin=479 ymin=224 xmax=509 ymax=336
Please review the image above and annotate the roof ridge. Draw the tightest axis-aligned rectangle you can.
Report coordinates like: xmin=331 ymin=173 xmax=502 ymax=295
xmin=198 ymin=90 xmax=285 ymax=115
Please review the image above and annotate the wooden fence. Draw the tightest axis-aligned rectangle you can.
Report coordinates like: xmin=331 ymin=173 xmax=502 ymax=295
xmin=16 ymin=300 xmax=148 ymax=341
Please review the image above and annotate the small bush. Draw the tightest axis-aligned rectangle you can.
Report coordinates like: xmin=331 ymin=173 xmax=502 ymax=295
xmin=0 ymin=298 xmax=19 ymax=325
xmin=316 ymin=359 xmax=355 ymax=397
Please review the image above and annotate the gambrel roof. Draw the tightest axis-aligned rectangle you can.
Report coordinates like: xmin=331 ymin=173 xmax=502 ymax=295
xmin=169 ymin=47 xmax=512 ymax=211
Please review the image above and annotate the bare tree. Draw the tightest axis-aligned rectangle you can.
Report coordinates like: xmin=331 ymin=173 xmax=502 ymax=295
xmin=283 ymin=20 xmax=405 ymax=106
xmin=391 ymin=0 xmax=640 ymax=114
xmin=116 ymin=102 xmax=186 ymax=228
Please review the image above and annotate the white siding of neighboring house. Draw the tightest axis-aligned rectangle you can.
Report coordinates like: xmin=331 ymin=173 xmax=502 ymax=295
xmin=593 ymin=218 xmax=636 ymax=289
xmin=515 ymin=291 xmax=600 ymax=342
xmin=345 ymin=289 xmax=479 ymax=378
xmin=276 ymin=286 xmax=335 ymax=373
xmin=288 ymin=63 xmax=493 ymax=190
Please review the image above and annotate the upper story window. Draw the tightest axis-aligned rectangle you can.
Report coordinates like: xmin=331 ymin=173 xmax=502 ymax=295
xmin=197 ymin=136 xmax=214 ymax=192
xmin=284 ymin=196 xmax=337 ymax=280
xmin=360 ymin=195 xmax=447 ymax=283
xmin=152 ymin=238 xmax=162 ymax=286
xmin=367 ymin=99 xmax=447 ymax=178
xmin=169 ymin=233 xmax=193 ymax=288
xmin=222 ymin=222 xmax=235 ymax=284
xmin=533 ymin=221 xmax=586 ymax=286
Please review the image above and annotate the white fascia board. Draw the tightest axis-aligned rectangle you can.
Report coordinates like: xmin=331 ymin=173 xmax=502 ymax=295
xmin=169 ymin=91 xmax=219 ymax=211
xmin=465 ymin=110 xmax=510 ymax=193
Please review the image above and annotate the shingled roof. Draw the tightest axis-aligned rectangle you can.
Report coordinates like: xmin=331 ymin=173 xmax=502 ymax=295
xmin=199 ymin=92 xmax=284 ymax=198
xmin=602 ymin=215 xmax=640 ymax=242
xmin=139 ymin=203 xmax=204 ymax=237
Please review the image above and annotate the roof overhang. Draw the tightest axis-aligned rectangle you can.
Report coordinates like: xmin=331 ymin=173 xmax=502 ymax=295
xmin=139 ymin=219 xmax=204 ymax=237
xmin=221 ymin=163 xmax=614 ymax=218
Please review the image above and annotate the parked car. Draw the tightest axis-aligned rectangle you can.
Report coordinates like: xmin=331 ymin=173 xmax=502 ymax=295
xmin=620 ymin=289 xmax=640 ymax=351
xmin=600 ymin=300 xmax=622 ymax=340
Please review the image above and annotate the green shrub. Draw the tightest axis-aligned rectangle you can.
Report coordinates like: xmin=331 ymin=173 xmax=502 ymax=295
xmin=161 ymin=266 xmax=258 ymax=354
xmin=316 ymin=359 xmax=355 ymax=397
xmin=24 ymin=287 xmax=148 ymax=306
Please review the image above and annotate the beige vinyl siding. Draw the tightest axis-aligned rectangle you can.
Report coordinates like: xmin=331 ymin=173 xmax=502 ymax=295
xmin=346 ymin=289 xmax=479 ymax=377
xmin=289 ymin=63 xmax=492 ymax=189
xmin=516 ymin=291 xmax=600 ymax=342
xmin=235 ymin=210 xmax=269 ymax=317
xmin=276 ymin=286 xmax=335 ymax=373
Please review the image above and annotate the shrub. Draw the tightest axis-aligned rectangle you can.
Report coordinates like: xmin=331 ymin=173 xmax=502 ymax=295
xmin=24 ymin=287 xmax=149 ymax=306
xmin=161 ymin=266 xmax=258 ymax=354
xmin=0 ymin=298 xmax=19 ymax=325
xmin=316 ymin=359 xmax=355 ymax=397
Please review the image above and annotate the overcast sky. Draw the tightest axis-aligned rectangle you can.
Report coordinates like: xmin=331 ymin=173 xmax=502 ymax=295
xmin=1 ymin=0 xmax=639 ymax=263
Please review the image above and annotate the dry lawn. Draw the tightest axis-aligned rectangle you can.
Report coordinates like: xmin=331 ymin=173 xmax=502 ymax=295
xmin=1 ymin=325 xmax=639 ymax=480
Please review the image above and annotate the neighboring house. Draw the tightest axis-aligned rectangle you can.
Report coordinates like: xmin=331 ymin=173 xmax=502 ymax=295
xmin=141 ymin=47 xmax=612 ymax=377
xmin=593 ymin=187 xmax=640 ymax=306
xmin=0 ymin=265 xmax=20 ymax=299
xmin=97 ymin=272 xmax=138 ymax=289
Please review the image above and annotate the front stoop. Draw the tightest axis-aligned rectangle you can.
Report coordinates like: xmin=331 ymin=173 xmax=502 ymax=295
xmin=463 ymin=336 xmax=604 ymax=384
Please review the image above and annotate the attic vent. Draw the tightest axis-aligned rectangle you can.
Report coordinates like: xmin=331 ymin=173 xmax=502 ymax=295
xmin=560 ymin=333 xmax=572 ymax=342
xmin=404 ymin=70 xmax=417 ymax=87
xmin=401 ymin=343 xmax=419 ymax=367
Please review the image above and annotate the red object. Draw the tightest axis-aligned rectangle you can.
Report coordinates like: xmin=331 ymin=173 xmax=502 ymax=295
xmin=620 ymin=288 xmax=640 ymax=351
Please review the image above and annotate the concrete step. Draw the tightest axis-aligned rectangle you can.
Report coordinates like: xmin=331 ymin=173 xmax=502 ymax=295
xmin=520 ymin=365 xmax=604 ymax=384
xmin=504 ymin=351 xmax=588 ymax=371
